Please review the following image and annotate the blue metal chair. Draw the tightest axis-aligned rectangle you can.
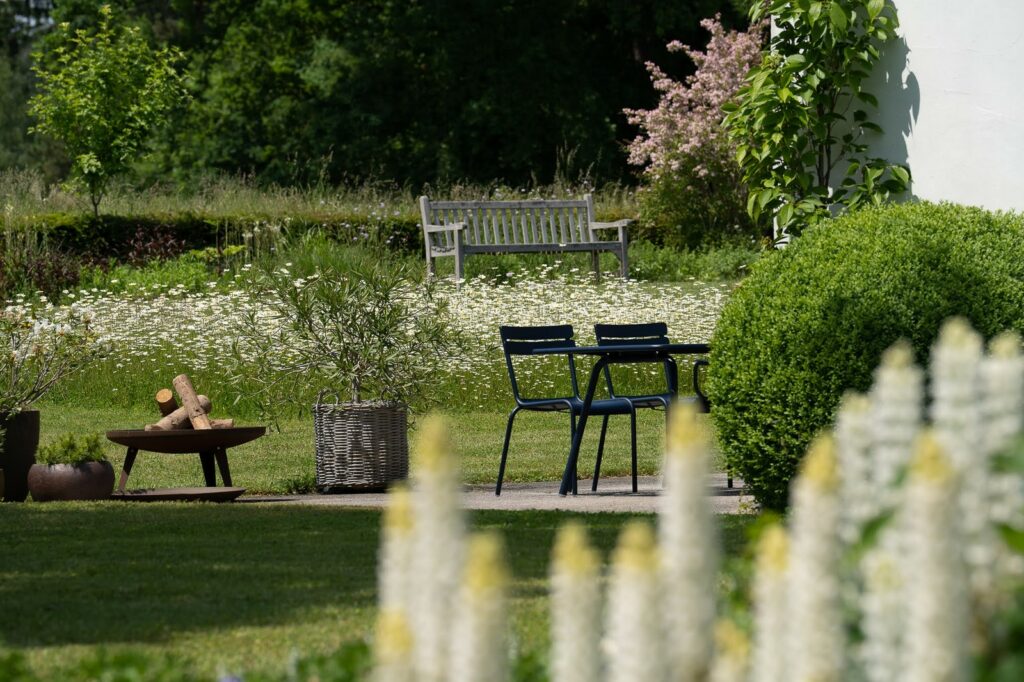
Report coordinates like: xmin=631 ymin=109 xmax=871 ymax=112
xmin=498 ymin=324 xmax=637 ymax=495
xmin=591 ymin=322 xmax=712 ymax=490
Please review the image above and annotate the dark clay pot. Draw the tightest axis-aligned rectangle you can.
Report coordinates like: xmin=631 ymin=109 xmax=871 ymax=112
xmin=28 ymin=461 xmax=114 ymax=502
xmin=0 ymin=410 xmax=40 ymax=502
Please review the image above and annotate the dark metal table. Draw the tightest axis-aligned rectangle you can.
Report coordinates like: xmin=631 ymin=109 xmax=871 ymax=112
xmin=531 ymin=343 xmax=710 ymax=496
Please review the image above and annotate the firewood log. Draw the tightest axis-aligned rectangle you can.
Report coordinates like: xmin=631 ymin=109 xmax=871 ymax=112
xmin=145 ymin=395 xmax=212 ymax=430
xmin=173 ymin=374 xmax=212 ymax=430
xmin=155 ymin=388 xmax=178 ymax=416
xmin=210 ymin=418 xmax=235 ymax=429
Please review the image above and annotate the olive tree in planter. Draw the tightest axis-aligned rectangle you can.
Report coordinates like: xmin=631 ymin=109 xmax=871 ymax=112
xmin=28 ymin=433 xmax=113 ymax=502
xmin=0 ymin=303 xmax=106 ymax=501
xmin=230 ymin=260 xmax=462 ymax=492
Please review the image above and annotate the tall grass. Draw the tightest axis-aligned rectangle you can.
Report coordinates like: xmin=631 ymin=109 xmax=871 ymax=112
xmin=0 ymin=168 xmax=638 ymax=221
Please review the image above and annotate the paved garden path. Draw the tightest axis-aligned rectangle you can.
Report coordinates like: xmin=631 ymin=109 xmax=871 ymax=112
xmin=243 ymin=473 xmax=749 ymax=514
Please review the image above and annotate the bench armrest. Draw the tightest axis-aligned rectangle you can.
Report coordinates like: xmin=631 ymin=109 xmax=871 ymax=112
xmin=589 ymin=219 xmax=634 ymax=230
xmin=424 ymin=222 xmax=467 ymax=233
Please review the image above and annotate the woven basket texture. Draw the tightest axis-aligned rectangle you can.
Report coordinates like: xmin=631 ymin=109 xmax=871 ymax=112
xmin=313 ymin=401 xmax=408 ymax=492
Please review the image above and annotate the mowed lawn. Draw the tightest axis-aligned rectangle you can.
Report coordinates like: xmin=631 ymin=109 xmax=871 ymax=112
xmin=0 ymin=503 xmax=755 ymax=679
xmin=36 ymin=404 xmax=719 ymax=494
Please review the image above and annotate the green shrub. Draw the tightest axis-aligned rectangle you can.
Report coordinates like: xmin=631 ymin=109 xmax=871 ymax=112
xmin=629 ymin=240 xmax=761 ymax=281
xmin=37 ymin=433 xmax=106 ymax=466
xmin=708 ymin=202 xmax=1024 ymax=510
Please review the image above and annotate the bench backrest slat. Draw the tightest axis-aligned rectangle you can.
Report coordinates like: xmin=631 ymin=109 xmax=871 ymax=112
xmin=422 ymin=197 xmax=600 ymax=247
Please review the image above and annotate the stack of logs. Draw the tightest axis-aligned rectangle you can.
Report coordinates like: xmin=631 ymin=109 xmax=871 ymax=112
xmin=144 ymin=374 xmax=235 ymax=431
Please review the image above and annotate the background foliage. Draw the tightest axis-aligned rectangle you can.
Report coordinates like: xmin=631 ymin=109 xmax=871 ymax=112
xmin=723 ymin=0 xmax=909 ymax=237
xmin=1 ymin=0 xmax=747 ymax=188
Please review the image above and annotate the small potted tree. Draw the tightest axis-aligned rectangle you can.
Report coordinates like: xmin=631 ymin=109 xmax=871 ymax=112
xmin=28 ymin=433 xmax=114 ymax=501
xmin=231 ymin=258 xmax=461 ymax=492
xmin=0 ymin=303 xmax=106 ymax=501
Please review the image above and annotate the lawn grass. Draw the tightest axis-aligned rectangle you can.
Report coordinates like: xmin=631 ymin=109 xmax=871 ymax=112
xmin=37 ymin=405 xmax=721 ymax=494
xmin=0 ymin=503 xmax=755 ymax=679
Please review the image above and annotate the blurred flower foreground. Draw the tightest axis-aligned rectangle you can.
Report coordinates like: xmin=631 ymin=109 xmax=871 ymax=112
xmin=372 ymin=317 xmax=1024 ymax=682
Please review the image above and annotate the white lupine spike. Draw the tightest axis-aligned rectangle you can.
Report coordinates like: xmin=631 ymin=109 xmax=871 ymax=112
xmin=788 ymin=435 xmax=844 ymax=682
xmin=659 ymin=403 xmax=718 ymax=681
xmin=981 ymin=332 xmax=1024 ymax=458
xmin=930 ymin=317 xmax=984 ymax=470
xmin=982 ymin=333 xmax=1024 ymax=527
xmin=869 ymin=340 xmax=923 ymax=513
xmin=373 ymin=610 xmax=415 ymax=682
xmin=902 ymin=433 xmax=969 ymax=682
xmin=978 ymin=332 xmax=1024 ymax=610
xmin=835 ymin=392 xmax=875 ymax=546
xmin=550 ymin=522 xmax=602 ymax=682
xmin=930 ymin=318 xmax=993 ymax=603
xmin=409 ymin=416 xmax=466 ymax=682
xmin=708 ymin=620 xmax=749 ymax=682
xmin=854 ymin=342 xmax=921 ymax=682
xmin=449 ymin=532 xmax=510 ymax=682
xmin=605 ymin=521 xmax=666 ymax=682
xmin=750 ymin=524 xmax=789 ymax=682
xmin=858 ymin=545 xmax=904 ymax=682
xmin=378 ymin=486 xmax=415 ymax=614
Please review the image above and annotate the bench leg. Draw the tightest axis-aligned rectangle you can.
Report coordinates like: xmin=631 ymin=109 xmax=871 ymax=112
xmin=591 ymin=251 xmax=601 ymax=282
xmin=619 ymin=232 xmax=629 ymax=279
xmin=454 ymin=241 xmax=465 ymax=283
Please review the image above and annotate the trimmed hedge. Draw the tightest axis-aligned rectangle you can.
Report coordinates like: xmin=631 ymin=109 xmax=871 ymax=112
xmin=22 ymin=212 xmax=424 ymax=260
xmin=708 ymin=202 xmax=1024 ymax=510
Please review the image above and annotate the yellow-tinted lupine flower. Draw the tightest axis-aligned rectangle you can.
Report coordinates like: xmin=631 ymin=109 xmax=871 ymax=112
xmin=835 ymin=392 xmax=875 ymax=546
xmin=903 ymin=433 xmax=968 ymax=682
xmin=378 ymin=486 xmax=415 ymax=614
xmin=869 ymin=340 xmax=923 ymax=514
xmin=449 ymin=532 xmax=510 ymax=682
xmin=373 ymin=610 xmax=415 ymax=682
xmin=930 ymin=318 xmax=991 ymax=605
xmin=605 ymin=521 xmax=666 ymax=682
xmin=659 ymin=403 xmax=718 ymax=682
xmin=550 ymin=522 xmax=602 ymax=682
xmin=751 ymin=523 xmax=789 ymax=682
xmin=788 ymin=435 xmax=844 ymax=682
xmin=410 ymin=415 xmax=465 ymax=682
xmin=708 ymin=619 xmax=749 ymax=682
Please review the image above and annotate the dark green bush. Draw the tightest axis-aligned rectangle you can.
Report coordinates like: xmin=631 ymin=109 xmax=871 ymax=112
xmin=708 ymin=202 xmax=1024 ymax=510
xmin=22 ymin=212 xmax=423 ymax=261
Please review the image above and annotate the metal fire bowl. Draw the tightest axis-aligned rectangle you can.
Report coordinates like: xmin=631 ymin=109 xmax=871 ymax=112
xmin=105 ymin=427 xmax=266 ymax=454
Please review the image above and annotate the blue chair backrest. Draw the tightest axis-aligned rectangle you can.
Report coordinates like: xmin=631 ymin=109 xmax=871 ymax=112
xmin=594 ymin=322 xmax=670 ymax=346
xmin=594 ymin=322 xmax=676 ymax=395
xmin=500 ymin=325 xmax=580 ymax=403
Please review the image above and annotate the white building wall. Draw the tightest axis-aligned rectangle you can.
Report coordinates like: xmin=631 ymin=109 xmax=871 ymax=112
xmin=866 ymin=0 xmax=1024 ymax=210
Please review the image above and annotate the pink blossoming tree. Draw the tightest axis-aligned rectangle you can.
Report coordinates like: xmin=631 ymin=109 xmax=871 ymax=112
xmin=625 ymin=16 xmax=765 ymax=248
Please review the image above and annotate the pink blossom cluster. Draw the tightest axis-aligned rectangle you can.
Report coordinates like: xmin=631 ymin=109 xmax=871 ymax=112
xmin=625 ymin=16 xmax=764 ymax=187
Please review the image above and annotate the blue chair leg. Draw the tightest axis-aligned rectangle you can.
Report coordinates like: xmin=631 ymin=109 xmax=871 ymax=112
xmin=629 ymin=406 xmax=638 ymax=493
xmin=592 ymin=414 xmax=610 ymax=491
xmin=496 ymin=407 xmax=521 ymax=496
xmin=569 ymin=413 xmax=579 ymax=495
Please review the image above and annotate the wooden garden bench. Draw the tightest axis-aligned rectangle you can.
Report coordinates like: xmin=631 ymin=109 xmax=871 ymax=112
xmin=418 ymin=195 xmax=632 ymax=280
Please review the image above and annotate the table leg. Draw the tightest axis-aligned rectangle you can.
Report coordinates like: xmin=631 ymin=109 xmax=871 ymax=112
xmin=214 ymin=447 xmax=233 ymax=486
xmin=560 ymin=356 xmax=609 ymax=496
xmin=199 ymin=451 xmax=217 ymax=487
xmin=118 ymin=447 xmax=138 ymax=493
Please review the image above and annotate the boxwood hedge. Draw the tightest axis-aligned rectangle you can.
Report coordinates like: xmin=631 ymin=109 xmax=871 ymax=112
xmin=708 ymin=202 xmax=1024 ymax=510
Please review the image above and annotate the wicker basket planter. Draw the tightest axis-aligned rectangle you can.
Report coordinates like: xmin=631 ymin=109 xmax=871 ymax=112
xmin=313 ymin=398 xmax=409 ymax=493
